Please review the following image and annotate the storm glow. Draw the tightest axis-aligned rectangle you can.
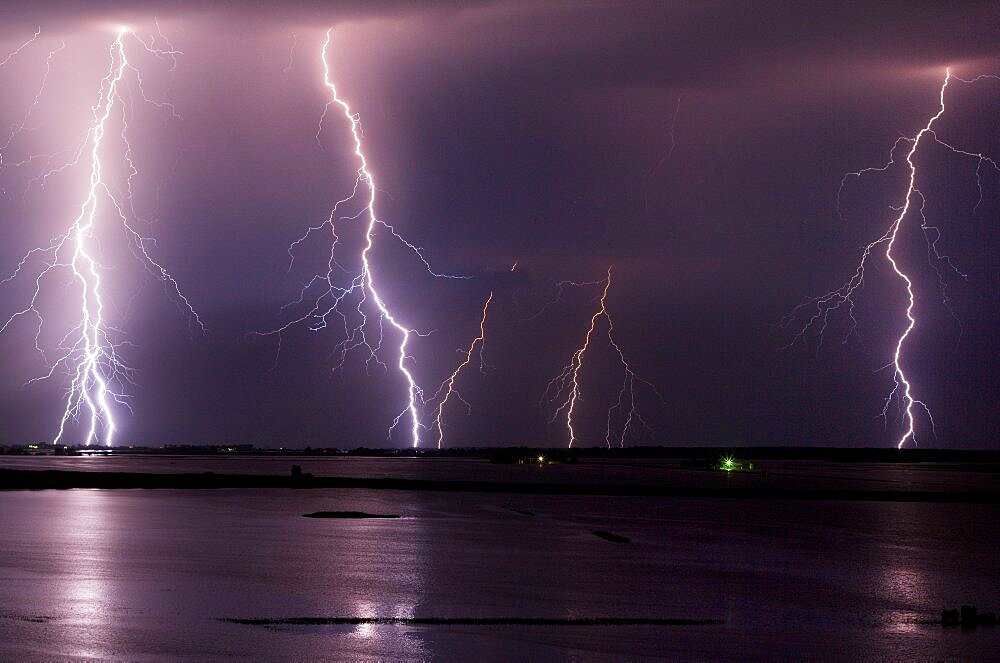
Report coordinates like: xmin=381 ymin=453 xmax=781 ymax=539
xmin=0 ymin=26 xmax=201 ymax=446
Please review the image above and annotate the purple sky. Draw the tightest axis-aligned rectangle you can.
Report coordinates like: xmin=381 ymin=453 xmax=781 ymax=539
xmin=1 ymin=2 xmax=999 ymax=448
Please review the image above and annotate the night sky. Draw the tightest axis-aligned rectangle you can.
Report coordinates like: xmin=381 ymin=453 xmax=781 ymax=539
xmin=1 ymin=1 xmax=998 ymax=448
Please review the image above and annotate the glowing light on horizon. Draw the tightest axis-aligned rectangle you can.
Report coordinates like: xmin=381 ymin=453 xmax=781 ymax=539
xmin=782 ymin=69 xmax=1000 ymax=448
xmin=0 ymin=27 xmax=202 ymax=446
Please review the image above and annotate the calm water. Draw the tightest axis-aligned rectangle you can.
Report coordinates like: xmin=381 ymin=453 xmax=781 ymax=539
xmin=0 ymin=483 xmax=997 ymax=660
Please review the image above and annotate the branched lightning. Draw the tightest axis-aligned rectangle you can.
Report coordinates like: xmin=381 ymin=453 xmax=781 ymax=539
xmin=430 ymin=292 xmax=492 ymax=448
xmin=0 ymin=33 xmax=64 ymax=175
xmin=542 ymin=267 xmax=661 ymax=447
xmin=782 ymin=69 xmax=1000 ymax=448
xmin=260 ymin=29 xmax=469 ymax=448
xmin=0 ymin=27 xmax=202 ymax=446
xmin=0 ymin=29 xmax=64 ymax=205
xmin=521 ymin=276 xmax=607 ymax=322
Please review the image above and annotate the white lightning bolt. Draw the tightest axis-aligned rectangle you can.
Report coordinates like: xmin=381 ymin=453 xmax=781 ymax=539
xmin=879 ymin=73 xmax=950 ymax=449
xmin=1 ymin=27 xmax=202 ymax=446
xmin=261 ymin=29 xmax=471 ymax=448
xmin=321 ymin=29 xmax=423 ymax=447
xmin=782 ymin=69 xmax=1000 ymax=448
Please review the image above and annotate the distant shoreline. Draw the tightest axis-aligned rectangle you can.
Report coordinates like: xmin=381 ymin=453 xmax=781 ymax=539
xmin=4 ymin=445 xmax=1000 ymax=462
xmin=1 ymin=468 xmax=996 ymax=503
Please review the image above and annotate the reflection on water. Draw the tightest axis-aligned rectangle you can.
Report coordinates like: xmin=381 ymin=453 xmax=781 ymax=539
xmin=54 ymin=491 xmax=117 ymax=659
xmin=344 ymin=500 xmax=425 ymax=654
xmin=880 ymin=563 xmax=929 ymax=635
xmin=0 ymin=489 xmax=996 ymax=660
xmin=882 ymin=567 xmax=927 ymax=604
xmin=351 ymin=601 xmax=378 ymax=640
xmin=872 ymin=501 xmax=931 ymax=635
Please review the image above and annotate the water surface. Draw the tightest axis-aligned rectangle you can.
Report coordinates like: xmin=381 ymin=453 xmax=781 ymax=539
xmin=0 ymin=486 xmax=996 ymax=660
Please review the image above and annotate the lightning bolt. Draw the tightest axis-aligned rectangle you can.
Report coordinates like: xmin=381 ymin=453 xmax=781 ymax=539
xmin=0 ymin=27 xmax=41 ymax=69
xmin=282 ymin=33 xmax=299 ymax=76
xmin=782 ymin=69 xmax=1000 ymax=448
xmin=261 ymin=29 xmax=469 ymax=448
xmin=319 ymin=29 xmax=425 ymax=448
xmin=1 ymin=27 xmax=202 ymax=446
xmin=643 ymin=93 xmax=682 ymax=215
xmin=430 ymin=292 xmax=492 ymax=449
xmin=0 ymin=38 xmax=65 ymax=171
xmin=542 ymin=267 xmax=660 ymax=447
xmin=602 ymin=296 xmax=659 ymax=448
xmin=522 ymin=275 xmax=607 ymax=322
xmin=0 ymin=29 xmax=63 ymax=199
xmin=545 ymin=272 xmax=610 ymax=448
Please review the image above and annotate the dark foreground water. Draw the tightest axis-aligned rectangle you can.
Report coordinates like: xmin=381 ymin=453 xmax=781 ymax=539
xmin=0 ymin=480 xmax=997 ymax=660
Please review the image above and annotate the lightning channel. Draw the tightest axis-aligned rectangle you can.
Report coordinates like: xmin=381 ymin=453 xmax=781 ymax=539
xmin=322 ymin=29 xmax=425 ymax=447
xmin=0 ymin=27 xmax=202 ymax=446
xmin=430 ymin=292 xmax=493 ymax=449
xmin=542 ymin=267 xmax=660 ymax=447
xmin=0 ymin=27 xmax=41 ymax=69
xmin=261 ymin=29 xmax=470 ymax=447
xmin=782 ymin=69 xmax=1000 ymax=448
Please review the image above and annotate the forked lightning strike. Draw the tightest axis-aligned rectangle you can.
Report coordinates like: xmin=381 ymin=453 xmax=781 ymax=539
xmin=0 ymin=26 xmax=202 ymax=446
xmin=431 ymin=292 xmax=492 ymax=449
xmin=783 ymin=69 xmax=1000 ymax=448
xmin=522 ymin=275 xmax=606 ymax=321
xmin=542 ymin=267 xmax=660 ymax=447
xmin=262 ymin=29 xmax=468 ymax=447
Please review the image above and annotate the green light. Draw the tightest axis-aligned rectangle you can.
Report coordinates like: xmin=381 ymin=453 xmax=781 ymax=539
xmin=720 ymin=456 xmax=736 ymax=472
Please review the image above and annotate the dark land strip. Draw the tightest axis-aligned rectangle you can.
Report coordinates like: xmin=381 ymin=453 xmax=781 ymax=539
xmin=1 ymin=468 xmax=997 ymax=502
